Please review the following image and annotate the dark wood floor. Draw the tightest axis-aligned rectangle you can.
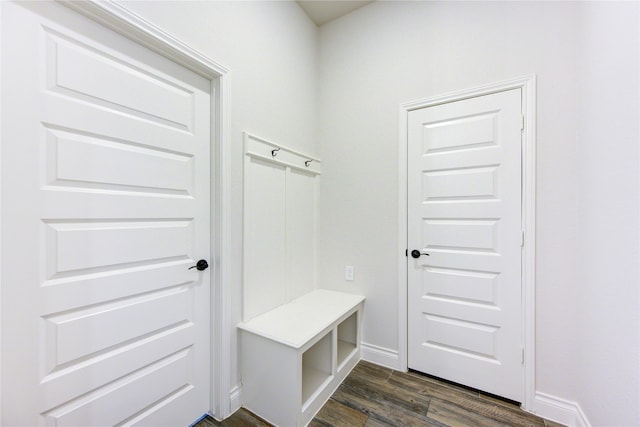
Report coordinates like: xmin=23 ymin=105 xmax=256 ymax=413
xmin=195 ymin=361 xmax=566 ymax=427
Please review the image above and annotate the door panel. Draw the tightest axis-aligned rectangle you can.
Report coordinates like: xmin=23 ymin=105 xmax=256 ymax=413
xmin=45 ymin=220 xmax=193 ymax=274
xmin=407 ymin=89 xmax=522 ymax=401
xmin=47 ymin=127 xmax=195 ymax=195
xmin=1 ymin=2 xmax=211 ymax=425
xmin=50 ymin=32 xmax=195 ymax=129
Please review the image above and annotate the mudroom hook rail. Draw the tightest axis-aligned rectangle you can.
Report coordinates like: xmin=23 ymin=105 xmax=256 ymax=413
xmin=244 ymin=132 xmax=322 ymax=176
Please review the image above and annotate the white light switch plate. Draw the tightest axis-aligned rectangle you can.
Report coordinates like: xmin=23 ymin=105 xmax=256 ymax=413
xmin=345 ymin=265 xmax=354 ymax=281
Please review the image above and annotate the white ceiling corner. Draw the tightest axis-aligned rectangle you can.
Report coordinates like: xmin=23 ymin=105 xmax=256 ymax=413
xmin=297 ymin=1 xmax=374 ymax=26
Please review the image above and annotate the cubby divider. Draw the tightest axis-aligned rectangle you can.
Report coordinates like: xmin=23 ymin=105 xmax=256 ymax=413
xmin=337 ymin=311 xmax=358 ymax=371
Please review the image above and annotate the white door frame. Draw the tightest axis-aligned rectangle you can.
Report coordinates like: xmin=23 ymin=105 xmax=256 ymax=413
xmin=398 ymin=75 xmax=536 ymax=410
xmin=0 ymin=0 xmax=235 ymax=420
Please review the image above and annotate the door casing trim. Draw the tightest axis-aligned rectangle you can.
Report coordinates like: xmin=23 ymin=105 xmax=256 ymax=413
xmin=40 ymin=0 xmax=233 ymax=420
xmin=397 ymin=75 xmax=536 ymax=410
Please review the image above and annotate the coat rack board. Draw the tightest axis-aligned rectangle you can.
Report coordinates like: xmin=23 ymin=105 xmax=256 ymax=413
xmin=243 ymin=132 xmax=322 ymax=321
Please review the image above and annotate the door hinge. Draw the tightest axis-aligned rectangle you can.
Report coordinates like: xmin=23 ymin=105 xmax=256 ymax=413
xmin=521 ymin=348 xmax=525 ymax=364
xmin=405 ymin=249 xmax=408 ymax=257
xmin=521 ymin=230 xmax=525 ymax=247
xmin=521 ymin=114 xmax=525 ymax=131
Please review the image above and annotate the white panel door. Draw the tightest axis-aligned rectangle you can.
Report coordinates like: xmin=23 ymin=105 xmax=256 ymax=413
xmin=1 ymin=2 xmax=211 ymax=425
xmin=407 ymin=89 xmax=523 ymax=401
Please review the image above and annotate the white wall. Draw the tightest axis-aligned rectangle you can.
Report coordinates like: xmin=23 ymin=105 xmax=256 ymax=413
xmin=317 ymin=1 xmax=639 ymax=426
xmin=111 ymin=1 xmax=639 ymax=424
xmin=118 ymin=0 xmax=318 ymax=414
xmin=574 ymin=3 xmax=640 ymax=425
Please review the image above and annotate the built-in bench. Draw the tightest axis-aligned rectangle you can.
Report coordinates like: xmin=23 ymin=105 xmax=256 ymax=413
xmin=238 ymin=289 xmax=365 ymax=427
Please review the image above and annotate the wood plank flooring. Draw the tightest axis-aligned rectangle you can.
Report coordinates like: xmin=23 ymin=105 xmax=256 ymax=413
xmin=195 ymin=361 xmax=566 ymax=427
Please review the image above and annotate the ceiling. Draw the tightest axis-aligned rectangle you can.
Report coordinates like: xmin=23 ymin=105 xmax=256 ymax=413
xmin=297 ymin=1 xmax=374 ymax=26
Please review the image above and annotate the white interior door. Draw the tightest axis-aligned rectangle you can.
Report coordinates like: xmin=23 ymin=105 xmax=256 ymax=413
xmin=407 ymin=88 xmax=523 ymax=401
xmin=1 ymin=2 xmax=211 ymax=425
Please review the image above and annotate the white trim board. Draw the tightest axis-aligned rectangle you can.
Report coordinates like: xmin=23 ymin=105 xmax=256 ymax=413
xmin=532 ymin=392 xmax=592 ymax=427
xmin=360 ymin=342 xmax=400 ymax=371
xmin=244 ymin=132 xmax=322 ymax=176
xmin=226 ymin=386 xmax=243 ymax=421
xmin=54 ymin=0 xmax=234 ymax=420
xmin=397 ymin=75 xmax=537 ymax=410
xmin=0 ymin=4 xmax=4 ymax=422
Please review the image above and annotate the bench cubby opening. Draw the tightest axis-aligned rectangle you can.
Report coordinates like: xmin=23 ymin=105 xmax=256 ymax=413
xmin=337 ymin=311 xmax=358 ymax=371
xmin=301 ymin=332 xmax=332 ymax=408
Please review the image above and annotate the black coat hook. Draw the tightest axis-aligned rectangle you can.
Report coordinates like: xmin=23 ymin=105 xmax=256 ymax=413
xmin=271 ymin=148 xmax=280 ymax=157
xmin=305 ymin=160 xmax=312 ymax=167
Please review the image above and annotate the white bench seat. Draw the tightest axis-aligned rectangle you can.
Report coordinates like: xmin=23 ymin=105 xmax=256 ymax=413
xmin=238 ymin=289 xmax=365 ymax=427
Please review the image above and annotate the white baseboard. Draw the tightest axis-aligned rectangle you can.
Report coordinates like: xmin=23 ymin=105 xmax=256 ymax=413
xmin=360 ymin=342 xmax=400 ymax=370
xmin=531 ymin=392 xmax=591 ymax=427
xmin=229 ymin=385 xmax=242 ymax=415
